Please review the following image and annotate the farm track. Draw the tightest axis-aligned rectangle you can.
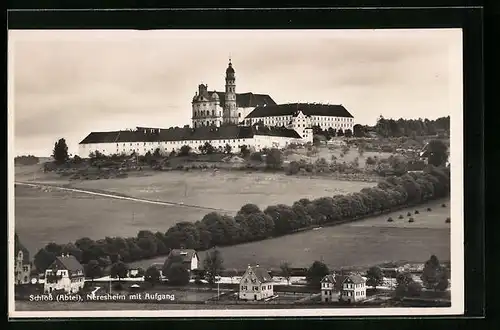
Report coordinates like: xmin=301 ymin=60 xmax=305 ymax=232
xmin=15 ymin=181 xmax=235 ymax=213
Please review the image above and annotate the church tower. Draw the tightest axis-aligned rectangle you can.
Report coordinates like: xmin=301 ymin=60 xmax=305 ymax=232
xmin=224 ymin=59 xmax=238 ymax=124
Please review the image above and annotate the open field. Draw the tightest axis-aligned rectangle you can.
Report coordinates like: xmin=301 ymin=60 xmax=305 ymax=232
xmin=65 ymin=171 xmax=374 ymax=211
xmin=14 ymin=169 xmax=373 ymax=255
xmin=14 ymin=185 xmax=209 ymax=255
xmin=285 ymin=148 xmax=394 ymax=168
xmin=130 ymin=198 xmax=450 ymax=271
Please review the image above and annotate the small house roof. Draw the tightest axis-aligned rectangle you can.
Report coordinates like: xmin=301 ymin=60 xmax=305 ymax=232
xmin=51 ymin=255 xmax=84 ymax=273
xmin=343 ymin=274 xmax=366 ymax=285
xmin=321 ymin=274 xmax=336 ymax=283
xmin=244 ymin=265 xmax=273 ymax=283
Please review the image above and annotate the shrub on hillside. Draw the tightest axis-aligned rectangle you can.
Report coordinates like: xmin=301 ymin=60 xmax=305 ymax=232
xmin=286 ymin=161 xmax=301 ymax=175
xmin=250 ymin=152 xmax=263 ymax=162
xmin=408 ymin=218 xmax=415 ymax=223
xmin=442 ymin=203 xmax=446 ymax=207
xmin=387 ymin=217 xmax=394 ymax=222
xmin=407 ymin=212 xmax=412 ymax=216
xmin=445 ymin=217 xmax=450 ymax=223
xmin=366 ymin=156 xmax=376 ymax=165
xmin=414 ymin=210 xmax=420 ymax=214
xmin=398 ymin=215 xmax=404 ymax=219
xmin=427 ymin=207 xmax=432 ymax=211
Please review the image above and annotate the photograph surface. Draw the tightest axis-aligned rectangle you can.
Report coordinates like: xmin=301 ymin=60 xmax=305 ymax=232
xmin=8 ymin=29 xmax=464 ymax=318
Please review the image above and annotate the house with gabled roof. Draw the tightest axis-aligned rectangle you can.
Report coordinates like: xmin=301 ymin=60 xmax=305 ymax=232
xmin=44 ymin=254 xmax=85 ymax=294
xmin=163 ymin=249 xmax=199 ymax=274
xmin=320 ymin=274 xmax=342 ymax=303
xmin=339 ymin=274 xmax=367 ymax=303
xmin=239 ymin=264 xmax=274 ymax=301
xmin=14 ymin=233 xmax=31 ymax=285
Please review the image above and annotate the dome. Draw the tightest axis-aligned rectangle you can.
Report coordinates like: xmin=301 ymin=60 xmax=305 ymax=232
xmin=212 ymin=92 xmax=219 ymax=100
xmin=226 ymin=61 xmax=235 ymax=74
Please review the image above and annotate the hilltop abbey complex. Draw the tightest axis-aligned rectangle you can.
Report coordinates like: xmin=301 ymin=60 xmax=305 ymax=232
xmin=79 ymin=60 xmax=355 ymax=157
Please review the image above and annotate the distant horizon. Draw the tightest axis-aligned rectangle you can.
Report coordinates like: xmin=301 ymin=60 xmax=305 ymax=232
xmin=9 ymin=29 xmax=462 ymax=157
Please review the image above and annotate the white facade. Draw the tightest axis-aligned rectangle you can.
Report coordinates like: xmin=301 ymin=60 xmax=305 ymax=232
xmin=320 ymin=275 xmax=340 ymax=303
xmin=340 ymin=276 xmax=367 ymax=303
xmin=244 ymin=113 xmax=354 ymax=133
xmin=239 ymin=266 xmax=274 ymax=301
xmin=79 ymin=133 xmax=309 ymax=158
xmin=44 ymin=268 xmax=85 ymax=294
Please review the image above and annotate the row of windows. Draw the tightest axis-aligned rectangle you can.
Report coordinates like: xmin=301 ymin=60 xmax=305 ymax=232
xmin=240 ymin=285 xmax=272 ymax=291
xmin=194 ymin=110 xmax=221 ymax=117
xmin=344 ymin=283 xmax=365 ymax=289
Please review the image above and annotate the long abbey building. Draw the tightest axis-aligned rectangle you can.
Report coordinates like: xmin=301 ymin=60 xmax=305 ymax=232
xmin=78 ymin=59 xmax=355 ymax=158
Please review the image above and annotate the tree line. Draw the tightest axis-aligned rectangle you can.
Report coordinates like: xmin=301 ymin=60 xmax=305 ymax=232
xmin=373 ymin=116 xmax=450 ymax=138
xmin=33 ymin=164 xmax=450 ymax=274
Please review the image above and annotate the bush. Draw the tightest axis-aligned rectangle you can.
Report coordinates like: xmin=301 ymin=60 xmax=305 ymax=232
xmin=407 ymin=212 xmax=412 ymax=216
xmin=398 ymin=215 xmax=404 ymax=219
xmin=445 ymin=217 xmax=450 ymax=223
xmin=414 ymin=210 xmax=420 ymax=214
xmin=442 ymin=203 xmax=447 ymax=207
xmin=387 ymin=217 xmax=394 ymax=222
xmin=427 ymin=207 xmax=432 ymax=212
xmin=366 ymin=157 xmax=376 ymax=165
xmin=408 ymin=218 xmax=415 ymax=223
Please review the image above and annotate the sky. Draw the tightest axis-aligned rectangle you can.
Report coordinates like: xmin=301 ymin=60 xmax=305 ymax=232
xmin=9 ymin=29 xmax=462 ymax=157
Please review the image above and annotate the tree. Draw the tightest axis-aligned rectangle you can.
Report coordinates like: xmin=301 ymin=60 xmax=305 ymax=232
xmin=179 ymin=145 xmax=192 ymax=156
xmin=265 ymin=148 xmax=283 ymax=170
xmin=280 ymin=262 xmax=292 ymax=285
xmin=353 ymin=124 xmax=365 ymax=137
xmin=144 ymin=265 xmax=161 ymax=286
xmin=153 ymin=148 xmax=162 ymax=158
xmin=344 ymin=129 xmax=353 ymax=138
xmin=165 ymin=264 xmax=190 ymax=286
xmin=240 ymin=145 xmax=250 ymax=158
xmin=110 ymin=262 xmax=128 ymax=282
xmin=421 ymin=255 xmax=449 ymax=291
xmin=85 ymin=260 xmax=102 ymax=282
xmin=33 ymin=248 xmax=57 ymax=273
xmin=224 ymin=144 xmax=232 ymax=154
xmin=306 ymin=261 xmax=329 ymax=289
xmin=337 ymin=129 xmax=344 ymax=137
xmin=366 ymin=266 xmax=384 ymax=290
xmin=407 ymin=281 xmax=423 ymax=297
xmin=426 ymin=140 xmax=448 ymax=167
xmin=203 ymin=248 xmax=224 ymax=285
xmin=395 ymin=272 xmax=414 ymax=298
xmin=52 ymin=138 xmax=69 ymax=164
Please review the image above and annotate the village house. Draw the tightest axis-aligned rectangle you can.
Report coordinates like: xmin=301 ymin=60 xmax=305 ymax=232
xmin=239 ymin=264 xmax=274 ymax=301
xmin=44 ymin=254 xmax=85 ymax=294
xmin=339 ymin=274 xmax=367 ymax=303
xmin=320 ymin=274 xmax=341 ymax=303
xmin=14 ymin=234 xmax=31 ymax=285
xmin=163 ymin=249 xmax=199 ymax=275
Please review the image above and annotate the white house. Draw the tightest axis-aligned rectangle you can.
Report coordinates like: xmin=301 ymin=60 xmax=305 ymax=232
xmin=239 ymin=264 xmax=274 ymax=301
xmin=320 ymin=274 xmax=341 ymax=303
xmin=163 ymin=249 xmax=199 ymax=273
xmin=44 ymin=254 xmax=85 ymax=294
xmin=340 ymin=274 xmax=367 ymax=303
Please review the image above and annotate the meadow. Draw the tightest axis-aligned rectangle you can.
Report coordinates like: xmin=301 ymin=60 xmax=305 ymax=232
xmin=64 ymin=171 xmax=374 ymax=212
xmin=129 ymin=198 xmax=451 ymax=271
